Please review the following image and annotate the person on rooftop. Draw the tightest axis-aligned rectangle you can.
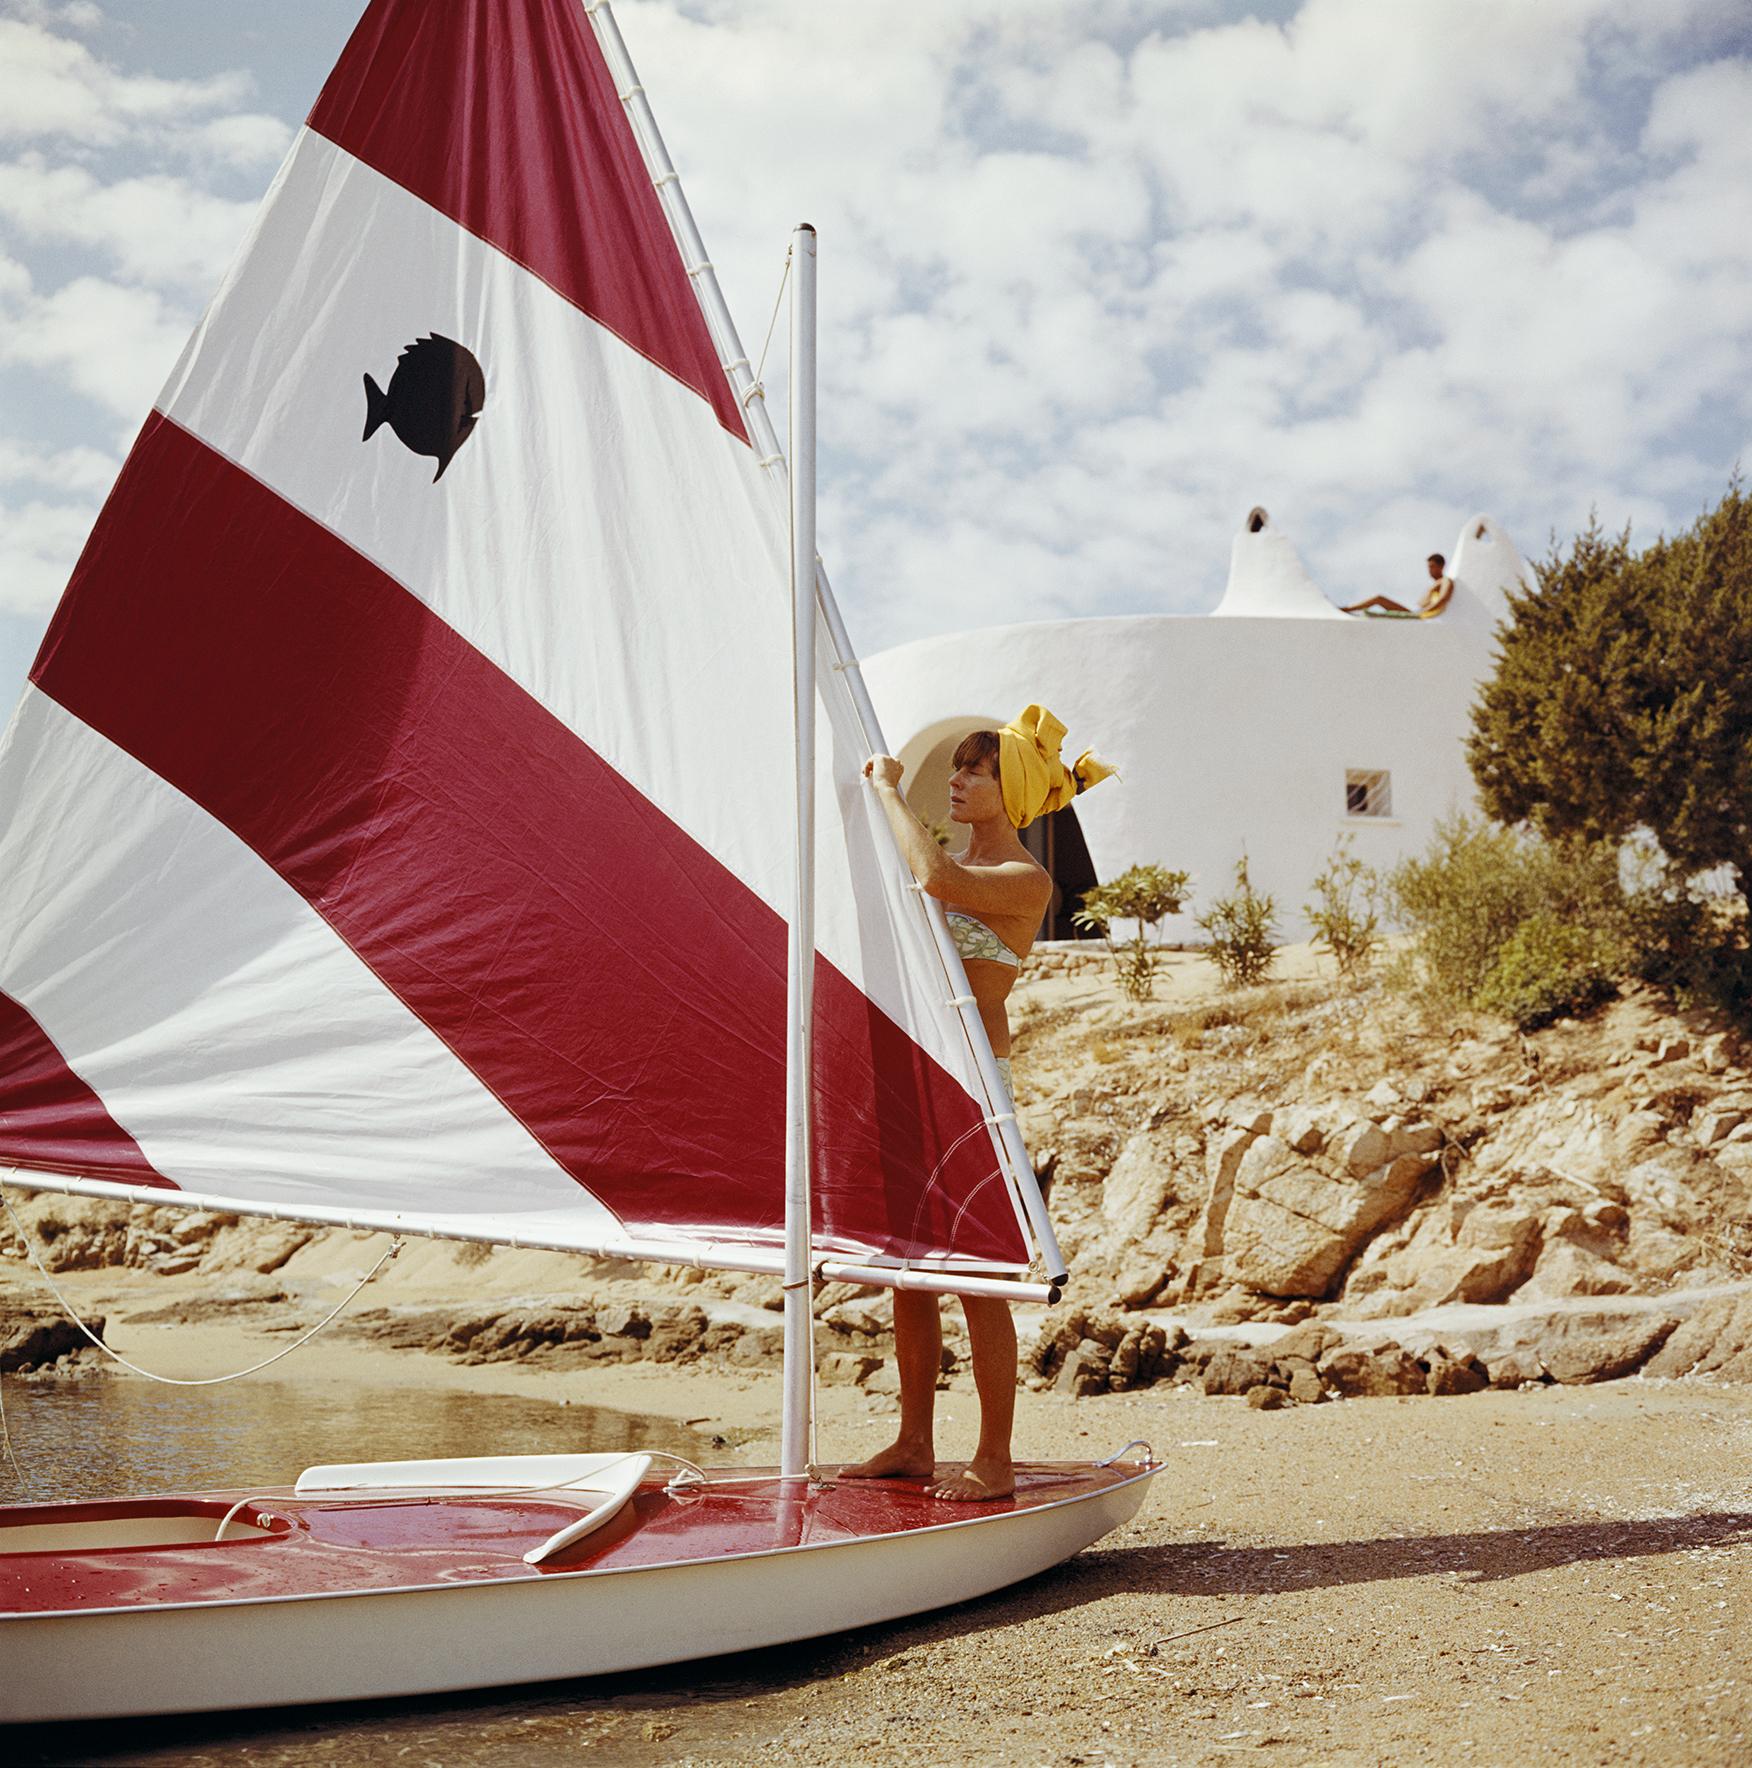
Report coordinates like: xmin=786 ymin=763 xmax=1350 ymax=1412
xmin=1343 ymin=553 xmax=1455 ymax=618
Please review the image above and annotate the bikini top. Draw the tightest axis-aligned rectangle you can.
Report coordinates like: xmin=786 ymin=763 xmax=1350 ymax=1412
xmin=945 ymin=909 xmax=1020 ymax=970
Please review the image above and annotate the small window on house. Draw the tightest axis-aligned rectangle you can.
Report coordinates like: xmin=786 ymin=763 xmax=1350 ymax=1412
xmin=1345 ymin=769 xmax=1392 ymax=817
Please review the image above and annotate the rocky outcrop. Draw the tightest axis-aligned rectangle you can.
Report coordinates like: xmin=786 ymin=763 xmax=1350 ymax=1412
xmin=1424 ymin=1346 xmax=1492 ymax=1395
xmin=1 ymin=1302 xmax=102 ymax=1373
xmin=4 ymin=1201 xmax=317 ymax=1277
xmin=1096 ymin=1116 xmax=1204 ymax=1307
xmin=1539 ymin=1315 xmax=1679 ymax=1385
xmin=1182 ymin=1106 xmax=1439 ymax=1299
xmin=1198 ymin=1342 xmax=1270 ymax=1395
xmin=1028 ymin=1312 xmax=1515 ymax=1405
xmin=1029 ymin=1309 xmax=1188 ymax=1396
xmin=1318 ymin=1340 xmax=1429 ymax=1397
xmin=1488 ymin=1349 xmax=1548 ymax=1387
xmin=9 ymin=982 xmax=1752 ymax=1400
xmin=346 ymin=1287 xmax=920 ymax=1389
xmin=352 ymin=1300 xmax=786 ymax=1371
xmin=1011 ymin=984 xmax=1752 ymax=1370
xmin=1643 ymin=1292 xmax=1752 ymax=1382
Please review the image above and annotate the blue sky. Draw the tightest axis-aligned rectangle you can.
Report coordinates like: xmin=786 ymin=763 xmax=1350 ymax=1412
xmin=2 ymin=0 xmax=1750 ymax=717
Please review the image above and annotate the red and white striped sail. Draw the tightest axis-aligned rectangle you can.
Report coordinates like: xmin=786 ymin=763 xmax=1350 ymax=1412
xmin=0 ymin=0 xmax=1040 ymax=1278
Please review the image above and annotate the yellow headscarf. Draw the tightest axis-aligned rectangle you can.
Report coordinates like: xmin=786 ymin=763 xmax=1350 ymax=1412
xmin=997 ymin=704 xmax=1117 ymax=829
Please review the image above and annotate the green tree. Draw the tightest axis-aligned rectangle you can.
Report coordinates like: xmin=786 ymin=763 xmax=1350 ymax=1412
xmin=1072 ymin=863 xmax=1192 ymax=1002
xmin=1468 ymin=482 xmax=1752 ymax=911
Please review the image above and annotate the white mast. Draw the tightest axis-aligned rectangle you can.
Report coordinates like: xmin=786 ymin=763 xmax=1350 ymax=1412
xmin=780 ymin=222 xmax=818 ymax=1482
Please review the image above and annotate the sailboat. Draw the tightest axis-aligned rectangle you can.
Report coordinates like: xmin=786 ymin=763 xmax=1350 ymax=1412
xmin=0 ymin=0 xmax=1159 ymax=1723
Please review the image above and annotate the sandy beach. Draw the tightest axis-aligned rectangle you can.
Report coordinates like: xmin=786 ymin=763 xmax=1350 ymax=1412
xmin=6 ymin=1258 xmax=1750 ymax=1768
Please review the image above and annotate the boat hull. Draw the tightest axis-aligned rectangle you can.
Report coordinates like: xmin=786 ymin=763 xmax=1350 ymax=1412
xmin=0 ymin=1460 xmax=1158 ymax=1722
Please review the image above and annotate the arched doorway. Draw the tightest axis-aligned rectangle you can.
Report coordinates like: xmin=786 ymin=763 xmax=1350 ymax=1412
xmin=896 ymin=715 xmax=1001 ymax=842
xmin=894 ymin=715 xmax=1100 ymax=943
xmin=1021 ymin=803 xmax=1099 ymax=941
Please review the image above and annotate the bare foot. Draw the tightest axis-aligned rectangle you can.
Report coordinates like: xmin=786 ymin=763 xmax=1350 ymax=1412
xmin=927 ymin=1456 xmax=1014 ymax=1502
xmin=842 ymin=1439 xmax=935 ymax=1481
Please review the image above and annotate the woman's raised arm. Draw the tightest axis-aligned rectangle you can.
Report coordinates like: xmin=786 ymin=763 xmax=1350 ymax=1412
xmin=863 ymin=756 xmax=1050 ymax=918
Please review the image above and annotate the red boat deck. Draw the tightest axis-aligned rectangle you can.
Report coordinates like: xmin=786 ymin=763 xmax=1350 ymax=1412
xmin=0 ymin=1461 xmax=1149 ymax=1616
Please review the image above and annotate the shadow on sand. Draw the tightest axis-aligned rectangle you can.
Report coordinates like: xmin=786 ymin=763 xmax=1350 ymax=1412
xmin=16 ymin=1509 xmax=1750 ymax=1762
xmin=1066 ymin=1506 xmax=1752 ymax=1595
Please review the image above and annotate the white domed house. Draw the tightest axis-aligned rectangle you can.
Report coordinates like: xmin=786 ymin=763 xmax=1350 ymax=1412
xmin=860 ymin=511 xmax=1534 ymax=945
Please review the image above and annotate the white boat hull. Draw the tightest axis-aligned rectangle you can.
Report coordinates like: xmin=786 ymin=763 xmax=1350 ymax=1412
xmin=2 ymin=1462 xmax=1158 ymax=1722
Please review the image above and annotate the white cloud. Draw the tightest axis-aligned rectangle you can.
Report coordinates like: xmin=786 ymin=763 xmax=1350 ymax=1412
xmin=6 ymin=2 xmax=103 ymax=32
xmin=0 ymin=11 xmax=282 ymax=449
xmin=1633 ymin=58 xmax=1752 ymax=279
xmin=0 ymin=435 xmax=118 ymax=494
xmin=2 ymin=0 xmax=1749 ymax=662
xmin=0 ymin=154 xmax=260 ymax=289
xmin=0 ymin=273 xmax=189 ymax=419
xmin=0 ymin=437 xmax=120 ymax=623
xmin=187 ymin=111 xmax=294 ymax=169
xmin=0 ymin=16 xmax=250 ymax=146
xmin=797 ymin=0 xmax=1752 ymax=640
xmin=0 ymin=493 xmax=97 ymax=615
xmin=1275 ymin=0 xmax=1601 ymax=160
xmin=0 ymin=250 xmax=31 ymax=302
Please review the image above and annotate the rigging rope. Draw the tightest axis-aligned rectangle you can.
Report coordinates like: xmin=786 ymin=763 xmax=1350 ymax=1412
xmin=746 ymin=242 xmax=793 ymax=416
xmin=0 ymin=1181 xmax=401 ymax=1388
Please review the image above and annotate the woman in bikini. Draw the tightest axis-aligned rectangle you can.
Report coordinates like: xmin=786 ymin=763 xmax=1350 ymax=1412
xmin=849 ymin=707 xmax=1111 ymax=1501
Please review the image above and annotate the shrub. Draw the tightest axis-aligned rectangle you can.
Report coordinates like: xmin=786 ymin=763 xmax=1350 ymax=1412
xmin=1390 ymin=815 xmax=1752 ymax=1030
xmin=1072 ymin=863 xmax=1192 ymax=1002
xmin=1473 ymin=911 xmax=1618 ymax=1030
xmin=1620 ymin=879 xmax=1752 ymax=1025
xmin=1305 ymin=837 xmax=1383 ymax=983
xmin=1197 ymin=857 xmax=1278 ymax=988
xmin=1386 ymin=814 xmax=1625 ymax=1010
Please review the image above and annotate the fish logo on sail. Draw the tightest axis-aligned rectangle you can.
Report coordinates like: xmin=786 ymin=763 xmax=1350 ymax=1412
xmin=361 ymin=335 xmax=486 ymax=482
